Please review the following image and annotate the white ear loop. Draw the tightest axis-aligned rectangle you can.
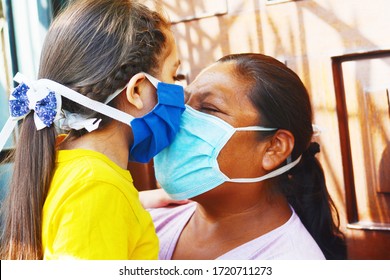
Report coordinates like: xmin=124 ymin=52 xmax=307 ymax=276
xmin=62 ymin=72 xmax=161 ymax=132
xmin=285 ymin=124 xmax=322 ymax=164
xmin=312 ymin=124 xmax=322 ymax=137
xmin=104 ymin=72 xmax=160 ymax=104
xmin=227 ymin=155 xmax=302 ymax=183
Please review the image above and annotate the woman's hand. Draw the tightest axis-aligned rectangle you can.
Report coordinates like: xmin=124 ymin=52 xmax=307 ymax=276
xmin=139 ymin=188 xmax=189 ymax=209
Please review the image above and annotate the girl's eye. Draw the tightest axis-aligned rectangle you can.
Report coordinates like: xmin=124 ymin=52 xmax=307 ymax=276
xmin=173 ymin=74 xmax=186 ymax=82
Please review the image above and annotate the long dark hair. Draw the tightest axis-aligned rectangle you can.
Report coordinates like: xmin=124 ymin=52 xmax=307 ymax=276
xmin=0 ymin=0 xmax=171 ymax=259
xmin=218 ymin=53 xmax=346 ymax=259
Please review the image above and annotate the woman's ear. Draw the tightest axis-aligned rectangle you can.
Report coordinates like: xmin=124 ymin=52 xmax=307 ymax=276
xmin=261 ymin=129 xmax=295 ymax=171
xmin=125 ymin=73 xmax=147 ymax=110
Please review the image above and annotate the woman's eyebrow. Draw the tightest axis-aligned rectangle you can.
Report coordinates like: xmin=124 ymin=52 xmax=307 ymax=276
xmin=186 ymin=90 xmax=228 ymax=105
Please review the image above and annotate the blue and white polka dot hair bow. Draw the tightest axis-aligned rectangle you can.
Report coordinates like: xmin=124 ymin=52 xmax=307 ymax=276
xmin=9 ymin=74 xmax=62 ymax=130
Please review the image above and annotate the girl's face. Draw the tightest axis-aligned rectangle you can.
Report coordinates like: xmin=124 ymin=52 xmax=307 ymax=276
xmin=157 ymin=30 xmax=181 ymax=84
xmin=131 ymin=30 xmax=181 ymax=117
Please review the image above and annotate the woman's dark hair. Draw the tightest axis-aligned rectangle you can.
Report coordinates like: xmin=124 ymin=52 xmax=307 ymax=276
xmin=218 ymin=53 xmax=347 ymax=259
xmin=0 ymin=0 xmax=171 ymax=259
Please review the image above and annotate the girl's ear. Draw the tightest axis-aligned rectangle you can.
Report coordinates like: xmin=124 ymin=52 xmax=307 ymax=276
xmin=125 ymin=73 xmax=147 ymax=109
xmin=261 ymin=129 xmax=295 ymax=171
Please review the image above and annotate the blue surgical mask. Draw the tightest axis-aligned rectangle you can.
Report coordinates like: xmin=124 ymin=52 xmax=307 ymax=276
xmin=154 ymin=105 xmax=302 ymax=200
xmin=126 ymin=74 xmax=185 ymax=163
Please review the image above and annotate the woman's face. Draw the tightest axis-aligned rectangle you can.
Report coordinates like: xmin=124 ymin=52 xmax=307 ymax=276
xmin=185 ymin=61 xmax=268 ymax=179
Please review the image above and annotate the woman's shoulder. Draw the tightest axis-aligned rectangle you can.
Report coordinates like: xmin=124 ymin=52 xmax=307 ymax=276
xmin=148 ymin=202 xmax=197 ymax=228
xmin=270 ymin=209 xmax=325 ymax=259
xmin=219 ymin=209 xmax=325 ymax=260
xmin=255 ymin=209 xmax=325 ymax=260
xmin=147 ymin=202 xmax=197 ymax=260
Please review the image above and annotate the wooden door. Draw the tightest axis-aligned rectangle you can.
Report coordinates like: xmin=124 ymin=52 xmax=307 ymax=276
xmin=332 ymin=50 xmax=390 ymax=259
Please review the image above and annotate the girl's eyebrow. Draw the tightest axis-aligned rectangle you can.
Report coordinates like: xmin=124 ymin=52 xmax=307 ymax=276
xmin=174 ymin=60 xmax=181 ymax=68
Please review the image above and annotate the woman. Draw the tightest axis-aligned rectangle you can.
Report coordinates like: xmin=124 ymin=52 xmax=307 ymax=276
xmin=149 ymin=53 xmax=346 ymax=260
xmin=0 ymin=0 xmax=184 ymax=259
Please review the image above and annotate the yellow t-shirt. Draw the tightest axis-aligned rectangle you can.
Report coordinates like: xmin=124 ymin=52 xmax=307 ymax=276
xmin=42 ymin=149 xmax=158 ymax=259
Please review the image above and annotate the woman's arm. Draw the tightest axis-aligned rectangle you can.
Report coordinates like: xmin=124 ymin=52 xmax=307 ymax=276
xmin=139 ymin=188 xmax=189 ymax=209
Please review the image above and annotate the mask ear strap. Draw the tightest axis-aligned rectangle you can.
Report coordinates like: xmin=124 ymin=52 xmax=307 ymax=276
xmin=40 ymin=79 xmax=134 ymax=125
xmin=226 ymin=155 xmax=302 ymax=183
xmin=142 ymin=72 xmax=160 ymax=88
xmin=0 ymin=117 xmax=18 ymax=152
xmin=104 ymin=85 xmax=127 ymax=104
xmin=0 ymin=74 xmax=137 ymax=153
xmin=104 ymin=72 xmax=160 ymax=104
xmin=236 ymin=126 xmax=277 ymax=131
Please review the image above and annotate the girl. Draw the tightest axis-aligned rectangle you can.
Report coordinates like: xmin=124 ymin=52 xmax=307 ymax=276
xmin=0 ymin=0 xmax=184 ymax=259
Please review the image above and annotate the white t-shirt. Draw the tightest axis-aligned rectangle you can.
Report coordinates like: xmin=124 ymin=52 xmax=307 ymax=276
xmin=149 ymin=202 xmax=325 ymax=260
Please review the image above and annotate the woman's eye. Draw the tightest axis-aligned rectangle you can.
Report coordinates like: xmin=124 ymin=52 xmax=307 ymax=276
xmin=200 ymin=106 xmax=219 ymax=113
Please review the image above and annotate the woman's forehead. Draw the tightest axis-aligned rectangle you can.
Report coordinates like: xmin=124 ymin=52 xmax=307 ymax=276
xmin=187 ymin=62 xmax=240 ymax=94
xmin=185 ymin=61 xmax=258 ymax=121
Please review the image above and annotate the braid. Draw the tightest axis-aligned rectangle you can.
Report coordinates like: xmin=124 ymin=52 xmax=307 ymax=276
xmin=286 ymin=142 xmax=347 ymax=259
xmin=73 ymin=60 xmax=140 ymax=103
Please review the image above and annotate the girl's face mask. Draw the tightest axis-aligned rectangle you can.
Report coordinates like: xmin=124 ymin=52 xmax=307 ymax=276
xmin=154 ymin=105 xmax=301 ymax=200
xmin=126 ymin=74 xmax=186 ymax=163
